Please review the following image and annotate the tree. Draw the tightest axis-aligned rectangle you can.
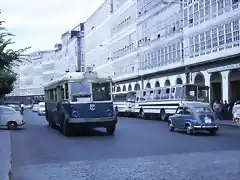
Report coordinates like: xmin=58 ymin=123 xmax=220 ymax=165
xmin=0 ymin=10 xmax=30 ymax=100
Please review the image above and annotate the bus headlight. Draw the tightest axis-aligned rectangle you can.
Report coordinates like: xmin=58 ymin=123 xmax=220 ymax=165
xmin=106 ymin=109 xmax=112 ymax=116
xmin=72 ymin=111 xmax=79 ymax=118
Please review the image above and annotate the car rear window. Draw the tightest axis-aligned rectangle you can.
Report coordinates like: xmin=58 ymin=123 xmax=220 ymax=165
xmin=195 ymin=107 xmax=212 ymax=112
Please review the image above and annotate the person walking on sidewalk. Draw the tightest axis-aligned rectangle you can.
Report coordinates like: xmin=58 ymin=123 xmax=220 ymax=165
xmin=213 ymin=100 xmax=221 ymax=120
xmin=232 ymin=101 xmax=240 ymax=124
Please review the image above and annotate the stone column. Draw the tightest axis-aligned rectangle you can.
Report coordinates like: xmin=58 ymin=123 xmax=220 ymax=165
xmin=221 ymin=70 xmax=229 ymax=102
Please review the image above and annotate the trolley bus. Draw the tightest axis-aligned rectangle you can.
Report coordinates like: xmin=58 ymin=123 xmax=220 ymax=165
xmin=113 ymin=84 xmax=209 ymax=120
xmin=44 ymin=71 xmax=117 ymax=136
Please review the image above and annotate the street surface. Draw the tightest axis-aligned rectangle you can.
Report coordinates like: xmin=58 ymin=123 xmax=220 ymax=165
xmin=11 ymin=110 xmax=240 ymax=180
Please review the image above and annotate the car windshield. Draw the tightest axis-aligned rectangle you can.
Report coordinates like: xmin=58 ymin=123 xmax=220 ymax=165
xmin=195 ymin=107 xmax=212 ymax=113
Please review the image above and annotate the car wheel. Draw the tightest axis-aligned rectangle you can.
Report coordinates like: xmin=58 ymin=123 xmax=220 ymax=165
xmin=7 ymin=122 xmax=17 ymax=130
xmin=186 ymin=125 xmax=193 ymax=135
xmin=209 ymin=129 xmax=218 ymax=135
xmin=168 ymin=123 xmax=174 ymax=132
xmin=106 ymin=125 xmax=116 ymax=135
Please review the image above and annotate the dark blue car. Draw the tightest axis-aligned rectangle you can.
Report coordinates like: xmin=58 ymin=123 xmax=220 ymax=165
xmin=168 ymin=103 xmax=219 ymax=135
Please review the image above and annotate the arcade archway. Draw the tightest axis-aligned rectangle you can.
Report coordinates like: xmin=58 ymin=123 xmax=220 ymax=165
xmin=229 ymin=69 xmax=240 ymax=101
xmin=122 ymin=85 xmax=126 ymax=92
xmin=176 ymin=77 xmax=183 ymax=84
xmin=155 ymin=81 xmax=160 ymax=88
xmin=128 ymin=85 xmax=132 ymax=91
xmin=164 ymin=79 xmax=171 ymax=87
xmin=194 ymin=72 xmax=205 ymax=85
xmin=134 ymin=83 xmax=141 ymax=90
xmin=146 ymin=82 xmax=151 ymax=89
xmin=210 ymin=72 xmax=222 ymax=101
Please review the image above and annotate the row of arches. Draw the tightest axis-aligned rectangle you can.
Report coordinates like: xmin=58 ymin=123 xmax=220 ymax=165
xmin=193 ymin=70 xmax=240 ymax=101
xmin=115 ymin=77 xmax=183 ymax=92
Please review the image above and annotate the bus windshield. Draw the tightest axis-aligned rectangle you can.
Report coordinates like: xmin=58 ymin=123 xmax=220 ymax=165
xmin=70 ymin=82 xmax=91 ymax=102
xmin=197 ymin=85 xmax=209 ymax=102
xmin=92 ymin=82 xmax=111 ymax=101
xmin=184 ymin=85 xmax=197 ymax=101
xmin=126 ymin=92 xmax=135 ymax=102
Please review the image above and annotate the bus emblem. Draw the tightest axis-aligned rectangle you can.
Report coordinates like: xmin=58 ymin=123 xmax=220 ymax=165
xmin=90 ymin=104 xmax=95 ymax=111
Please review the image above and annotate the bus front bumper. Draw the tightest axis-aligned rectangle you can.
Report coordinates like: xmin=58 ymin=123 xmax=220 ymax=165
xmin=68 ymin=116 xmax=117 ymax=128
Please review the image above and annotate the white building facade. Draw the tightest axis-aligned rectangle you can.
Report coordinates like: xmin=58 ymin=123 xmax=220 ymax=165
xmin=5 ymin=23 xmax=85 ymax=104
xmin=85 ymin=0 xmax=240 ymax=103
xmin=85 ymin=0 xmax=138 ymax=78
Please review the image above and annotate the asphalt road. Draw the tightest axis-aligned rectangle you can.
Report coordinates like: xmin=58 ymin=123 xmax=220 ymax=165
xmin=11 ymin=110 xmax=240 ymax=180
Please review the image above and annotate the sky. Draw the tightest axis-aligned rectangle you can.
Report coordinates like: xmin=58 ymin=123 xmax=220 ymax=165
xmin=1 ymin=0 xmax=105 ymax=53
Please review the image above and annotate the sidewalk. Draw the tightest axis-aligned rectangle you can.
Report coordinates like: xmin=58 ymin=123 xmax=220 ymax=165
xmin=219 ymin=120 xmax=240 ymax=127
xmin=0 ymin=131 xmax=12 ymax=180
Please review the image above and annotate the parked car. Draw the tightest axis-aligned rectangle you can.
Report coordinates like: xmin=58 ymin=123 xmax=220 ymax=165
xmin=6 ymin=104 xmax=22 ymax=114
xmin=168 ymin=103 xmax=219 ymax=135
xmin=0 ymin=105 xmax=26 ymax=130
xmin=32 ymin=104 xmax=39 ymax=112
xmin=38 ymin=102 xmax=45 ymax=116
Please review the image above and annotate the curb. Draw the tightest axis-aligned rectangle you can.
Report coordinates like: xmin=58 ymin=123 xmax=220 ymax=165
xmin=219 ymin=123 xmax=240 ymax=127
xmin=5 ymin=131 xmax=12 ymax=180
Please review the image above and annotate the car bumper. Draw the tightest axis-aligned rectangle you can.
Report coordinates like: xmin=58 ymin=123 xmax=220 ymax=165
xmin=193 ymin=125 xmax=219 ymax=130
xmin=38 ymin=112 xmax=45 ymax=115
xmin=18 ymin=121 xmax=26 ymax=126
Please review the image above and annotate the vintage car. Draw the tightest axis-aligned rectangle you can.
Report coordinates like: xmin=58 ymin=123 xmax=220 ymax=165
xmin=0 ymin=105 xmax=26 ymax=130
xmin=168 ymin=103 xmax=219 ymax=135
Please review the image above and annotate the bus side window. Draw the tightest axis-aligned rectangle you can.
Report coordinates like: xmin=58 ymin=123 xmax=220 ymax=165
xmin=175 ymin=87 xmax=182 ymax=99
xmin=65 ymin=83 xmax=69 ymax=100
xmin=170 ymin=88 xmax=175 ymax=99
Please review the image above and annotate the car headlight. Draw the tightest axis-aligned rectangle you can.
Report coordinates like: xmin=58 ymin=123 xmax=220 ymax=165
xmin=72 ymin=111 xmax=79 ymax=117
xmin=106 ymin=109 xmax=112 ymax=116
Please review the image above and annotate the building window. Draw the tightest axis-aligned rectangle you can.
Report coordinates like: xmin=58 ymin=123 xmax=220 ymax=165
xmin=188 ymin=6 xmax=194 ymax=27
xmin=177 ymin=43 xmax=181 ymax=60
xmin=164 ymin=47 xmax=168 ymax=65
xmin=218 ymin=0 xmax=224 ymax=15
xmin=225 ymin=23 xmax=232 ymax=44
xmin=161 ymin=48 xmax=164 ymax=66
xmin=194 ymin=3 xmax=199 ymax=25
xmin=218 ymin=25 xmax=225 ymax=46
xmin=211 ymin=0 xmax=217 ymax=18
xmin=194 ymin=34 xmax=200 ymax=53
xmin=184 ymin=8 xmax=188 ymax=27
xmin=212 ymin=28 xmax=218 ymax=48
xmin=200 ymin=33 xmax=205 ymax=51
xmin=172 ymin=44 xmax=177 ymax=61
xmin=206 ymin=30 xmax=212 ymax=49
xmin=233 ymin=20 xmax=239 ymax=42
xmin=189 ymin=37 xmax=194 ymax=55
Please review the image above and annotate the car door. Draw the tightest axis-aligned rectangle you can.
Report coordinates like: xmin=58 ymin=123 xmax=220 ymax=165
xmin=181 ymin=107 xmax=195 ymax=128
xmin=0 ymin=107 xmax=17 ymax=126
xmin=172 ymin=107 xmax=183 ymax=127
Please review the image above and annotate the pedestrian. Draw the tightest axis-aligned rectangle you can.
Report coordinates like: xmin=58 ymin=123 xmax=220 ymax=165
xmin=213 ymin=100 xmax=221 ymax=120
xmin=21 ymin=104 xmax=24 ymax=115
xmin=222 ymin=100 xmax=229 ymax=120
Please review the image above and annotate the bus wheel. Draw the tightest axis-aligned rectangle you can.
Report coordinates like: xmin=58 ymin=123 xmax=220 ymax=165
xmin=62 ymin=120 xmax=70 ymax=136
xmin=106 ymin=125 xmax=116 ymax=135
xmin=139 ymin=109 xmax=145 ymax=119
xmin=160 ymin=109 xmax=165 ymax=121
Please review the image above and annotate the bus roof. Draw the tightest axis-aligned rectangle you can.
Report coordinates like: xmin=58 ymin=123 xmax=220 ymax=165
xmin=44 ymin=71 xmax=112 ymax=90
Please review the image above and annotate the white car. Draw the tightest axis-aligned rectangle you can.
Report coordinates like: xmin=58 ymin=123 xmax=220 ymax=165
xmin=38 ymin=102 xmax=46 ymax=116
xmin=32 ymin=104 xmax=39 ymax=112
xmin=0 ymin=105 xmax=26 ymax=130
